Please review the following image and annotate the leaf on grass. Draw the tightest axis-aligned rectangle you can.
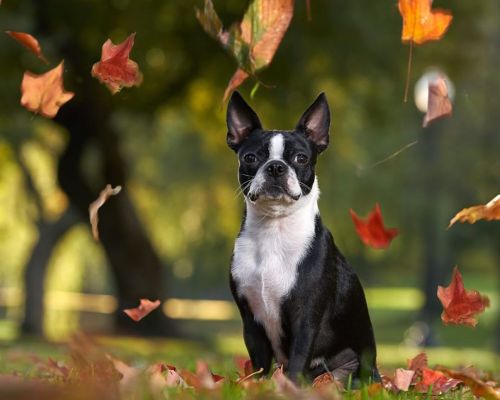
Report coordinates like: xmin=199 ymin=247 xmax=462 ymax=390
xmin=107 ymin=355 xmax=141 ymax=391
xmin=179 ymin=361 xmax=224 ymax=389
xmin=196 ymin=0 xmax=294 ymax=101
xmin=437 ymin=266 xmax=490 ymax=327
xmin=398 ymin=0 xmax=453 ymax=45
xmin=448 ymin=194 xmax=500 ymax=228
xmin=423 ymin=75 xmax=452 ymax=127
xmin=123 ymin=299 xmax=161 ymax=322
xmin=6 ymin=31 xmax=48 ymax=63
xmin=393 ymin=368 xmax=415 ymax=391
xmin=91 ymin=33 xmax=143 ymax=94
xmin=439 ymin=367 xmax=500 ymax=400
xmin=271 ymin=366 xmax=300 ymax=395
xmin=88 ymin=184 xmax=122 ymax=241
xmin=20 ymin=61 xmax=74 ymax=118
xmin=415 ymin=368 xmax=462 ymax=394
xmin=349 ymin=203 xmax=399 ymax=249
xmin=407 ymin=352 xmax=428 ymax=382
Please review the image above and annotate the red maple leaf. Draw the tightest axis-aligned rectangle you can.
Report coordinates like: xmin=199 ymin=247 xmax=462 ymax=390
xmin=415 ymin=368 xmax=462 ymax=395
xmin=123 ymin=299 xmax=161 ymax=322
xmin=91 ymin=33 xmax=143 ymax=94
xmin=349 ymin=203 xmax=399 ymax=249
xmin=437 ymin=266 xmax=490 ymax=327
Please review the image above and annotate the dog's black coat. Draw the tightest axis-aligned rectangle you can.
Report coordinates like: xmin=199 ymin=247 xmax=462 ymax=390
xmin=227 ymin=92 xmax=379 ymax=383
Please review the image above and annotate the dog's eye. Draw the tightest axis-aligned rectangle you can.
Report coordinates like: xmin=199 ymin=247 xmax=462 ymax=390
xmin=243 ymin=153 xmax=257 ymax=164
xmin=294 ymin=153 xmax=309 ymax=164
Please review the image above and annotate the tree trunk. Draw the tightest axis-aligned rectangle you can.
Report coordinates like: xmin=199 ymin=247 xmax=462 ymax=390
xmin=21 ymin=207 xmax=80 ymax=334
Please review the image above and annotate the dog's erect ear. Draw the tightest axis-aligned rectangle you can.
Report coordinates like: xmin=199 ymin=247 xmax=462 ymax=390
xmin=296 ymin=93 xmax=331 ymax=153
xmin=226 ymin=91 xmax=262 ymax=151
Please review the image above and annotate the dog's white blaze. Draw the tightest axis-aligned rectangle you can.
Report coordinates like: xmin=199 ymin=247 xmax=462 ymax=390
xmin=269 ymin=133 xmax=285 ymax=160
xmin=247 ymin=133 xmax=301 ymax=200
xmin=232 ymin=179 xmax=320 ymax=365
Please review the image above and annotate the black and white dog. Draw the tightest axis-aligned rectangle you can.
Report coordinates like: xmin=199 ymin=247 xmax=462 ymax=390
xmin=227 ymin=91 xmax=379 ymax=384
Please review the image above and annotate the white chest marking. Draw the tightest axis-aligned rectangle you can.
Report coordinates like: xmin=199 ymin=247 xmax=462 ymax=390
xmin=232 ymin=180 xmax=320 ymax=364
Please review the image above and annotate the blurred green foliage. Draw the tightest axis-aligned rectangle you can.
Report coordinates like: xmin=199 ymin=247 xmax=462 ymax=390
xmin=0 ymin=0 xmax=498 ymax=353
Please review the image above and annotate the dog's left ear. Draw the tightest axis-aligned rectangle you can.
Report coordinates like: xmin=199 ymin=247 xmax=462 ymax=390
xmin=296 ymin=93 xmax=331 ymax=153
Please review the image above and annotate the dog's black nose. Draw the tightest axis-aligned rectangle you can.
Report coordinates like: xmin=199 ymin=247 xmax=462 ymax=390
xmin=266 ymin=161 xmax=286 ymax=178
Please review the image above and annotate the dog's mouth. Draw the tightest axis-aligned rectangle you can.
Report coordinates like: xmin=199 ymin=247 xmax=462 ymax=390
xmin=249 ymin=185 xmax=301 ymax=202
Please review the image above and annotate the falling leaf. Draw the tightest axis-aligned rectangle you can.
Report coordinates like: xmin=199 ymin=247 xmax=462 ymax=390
xmin=349 ymin=203 xmax=399 ymax=249
xmin=439 ymin=368 xmax=500 ymax=400
xmin=88 ymin=184 xmax=122 ymax=241
xmin=123 ymin=299 xmax=161 ymax=322
xmin=399 ymin=0 xmax=453 ymax=45
xmin=91 ymin=33 xmax=143 ymax=94
xmin=196 ymin=0 xmax=294 ymax=101
xmin=393 ymin=368 xmax=415 ymax=392
xmin=5 ymin=31 xmax=48 ymax=63
xmin=415 ymin=368 xmax=462 ymax=394
xmin=448 ymin=194 xmax=500 ymax=228
xmin=398 ymin=0 xmax=453 ymax=101
xmin=20 ymin=61 xmax=74 ymax=118
xmin=423 ymin=75 xmax=452 ymax=127
xmin=437 ymin=266 xmax=490 ymax=327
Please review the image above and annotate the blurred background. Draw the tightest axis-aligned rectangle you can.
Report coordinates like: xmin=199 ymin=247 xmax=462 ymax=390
xmin=0 ymin=0 xmax=498 ymax=370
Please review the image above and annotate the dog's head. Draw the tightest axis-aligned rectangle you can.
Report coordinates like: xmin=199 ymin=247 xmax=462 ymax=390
xmin=226 ymin=92 xmax=330 ymax=207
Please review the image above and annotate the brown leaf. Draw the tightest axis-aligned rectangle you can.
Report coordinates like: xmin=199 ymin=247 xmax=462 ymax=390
xmin=407 ymin=352 xmax=428 ymax=379
xmin=271 ymin=366 xmax=300 ymax=395
xmin=123 ymin=299 xmax=161 ymax=322
xmin=437 ymin=266 xmax=490 ymax=327
xmin=197 ymin=0 xmax=293 ymax=100
xmin=423 ymin=76 xmax=452 ymax=127
xmin=439 ymin=367 xmax=500 ymax=400
xmin=88 ymin=184 xmax=122 ymax=241
xmin=448 ymin=194 xmax=500 ymax=228
xmin=394 ymin=368 xmax=415 ymax=391
xmin=6 ymin=31 xmax=49 ymax=63
xmin=107 ymin=355 xmax=141 ymax=391
xmin=20 ymin=61 xmax=74 ymax=118
xmin=222 ymin=68 xmax=250 ymax=103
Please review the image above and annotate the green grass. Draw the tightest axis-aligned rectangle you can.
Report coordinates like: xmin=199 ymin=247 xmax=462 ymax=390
xmin=0 ymin=336 xmax=497 ymax=399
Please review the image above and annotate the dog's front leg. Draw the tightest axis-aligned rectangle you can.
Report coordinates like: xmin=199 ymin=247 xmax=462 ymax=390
xmin=233 ymin=294 xmax=273 ymax=375
xmin=287 ymin=316 xmax=318 ymax=382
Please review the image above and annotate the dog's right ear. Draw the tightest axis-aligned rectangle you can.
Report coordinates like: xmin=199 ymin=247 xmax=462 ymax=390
xmin=226 ymin=91 xmax=262 ymax=152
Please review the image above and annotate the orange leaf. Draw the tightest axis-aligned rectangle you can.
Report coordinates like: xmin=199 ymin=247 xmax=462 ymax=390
xmin=222 ymin=69 xmax=250 ymax=103
xmin=398 ymin=0 xmax=453 ymax=45
xmin=6 ymin=31 xmax=48 ymax=63
xmin=91 ymin=33 xmax=143 ymax=94
xmin=88 ymin=184 xmax=122 ymax=241
xmin=123 ymin=299 xmax=161 ymax=322
xmin=20 ymin=61 xmax=74 ymax=118
xmin=437 ymin=266 xmax=490 ymax=327
xmin=423 ymin=75 xmax=452 ymax=127
xmin=448 ymin=194 xmax=500 ymax=228
xmin=349 ymin=203 xmax=399 ymax=249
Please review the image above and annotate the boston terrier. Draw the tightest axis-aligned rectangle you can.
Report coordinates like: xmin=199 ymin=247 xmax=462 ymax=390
xmin=227 ymin=91 xmax=380 ymax=384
